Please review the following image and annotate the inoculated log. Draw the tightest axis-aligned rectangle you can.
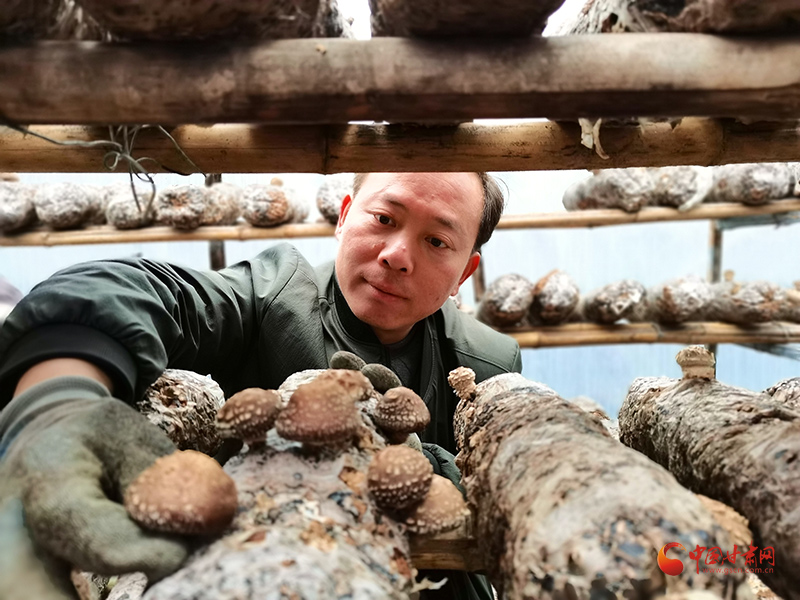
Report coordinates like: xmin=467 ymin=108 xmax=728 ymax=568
xmin=453 ymin=372 xmax=749 ymax=599
xmin=765 ymin=377 xmax=800 ymax=412
xmin=577 ymin=279 xmax=646 ymax=324
xmin=0 ymin=181 xmax=37 ymax=232
xmin=477 ymin=274 xmax=535 ymax=328
xmin=619 ymin=370 xmax=800 ymax=600
xmin=123 ymin=369 xmax=416 ymax=600
xmin=73 ymin=0 xmax=347 ymax=40
xmin=316 ymin=173 xmax=352 ymax=225
xmin=706 ymin=280 xmax=786 ymax=324
xmin=528 ymin=269 xmax=580 ymax=325
xmin=560 ymin=0 xmax=800 ymax=34
xmin=369 ymin=0 xmax=565 ymax=37
xmin=644 ymin=276 xmax=712 ymax=324
xmin=241 ymin=179 xmax=308 ymax=227
xmin=708 ymin=164 xmax=795 ymax=206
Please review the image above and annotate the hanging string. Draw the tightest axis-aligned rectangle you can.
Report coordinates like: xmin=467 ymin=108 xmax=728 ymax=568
xmin=0 ymin=121 xmax=207 ymax=213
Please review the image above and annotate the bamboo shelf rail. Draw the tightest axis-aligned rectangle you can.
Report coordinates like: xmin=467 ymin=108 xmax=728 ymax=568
xmin=507 ymin=322 xmax=800 ymax=348
xmin=1 ymin=35 xmax=800 ymax=125
xmin=2 ymin=200 xmax=798 ymax=247
xmin=2 ymin=119 xmax=799 ymax=173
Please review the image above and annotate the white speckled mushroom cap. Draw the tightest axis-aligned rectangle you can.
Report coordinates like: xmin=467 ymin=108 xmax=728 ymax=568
xmin=367 ymin=445 xmax=433 ymax=513
xmin=447 ymin=367 xmax=477 ymax=401
xmin=124 ymin=450 xmax=237 ymax=535
xmin=373 ymin=387 xmax=430 ymax=444
xmin=405 ymin=474 xmax=470 ymax=536
xmin=215 ymin=388 xmax=282 ymax=443
xmin=276 ymin=375 xmax=363 ymax=444
xmin=316 ymin=369 xmax=373 ymax=402
xmin=676 ymin=346 xmax=715 ymax=368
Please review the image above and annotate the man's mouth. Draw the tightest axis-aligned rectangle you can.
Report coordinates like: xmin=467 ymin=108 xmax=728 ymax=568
xmin=366 ymin=279 xmax=406 ymax=299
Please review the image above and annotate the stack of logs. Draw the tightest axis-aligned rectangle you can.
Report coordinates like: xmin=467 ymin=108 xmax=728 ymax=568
xmin=477 ymin=270 xmax=800 ymax=329
xmin=79 ymin=352 xmax=800 ymax=599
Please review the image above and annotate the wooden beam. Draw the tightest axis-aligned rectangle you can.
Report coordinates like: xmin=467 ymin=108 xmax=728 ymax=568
xmin=2 ymin=200 xmax=799 ymax=246
xmin=408 ymin=523 xmax=484 ymax=572
xmin=508 ymin=322 xmax=800 ymax=347
xmin=2 ymin=119 xmax=800 ymax=173
xmin=1 ymin=36 xmax=800 ymax=125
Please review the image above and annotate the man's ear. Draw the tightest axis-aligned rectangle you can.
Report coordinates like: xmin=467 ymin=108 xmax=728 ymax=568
xmin=334 ymin=195 xmax=353 ymax=240
xmin=452 ymin=252 xmax=481 ymax=296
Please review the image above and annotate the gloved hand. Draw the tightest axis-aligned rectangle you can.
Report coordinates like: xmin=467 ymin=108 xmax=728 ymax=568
xmin=421 ymin=442 xmax=465 ymax=496
xmin=0 ymin=376 xmax=191 ymax=600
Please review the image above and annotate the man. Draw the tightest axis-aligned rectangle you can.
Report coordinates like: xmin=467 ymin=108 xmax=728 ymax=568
xmin=0 ymin=172 xmax=521 ymax=599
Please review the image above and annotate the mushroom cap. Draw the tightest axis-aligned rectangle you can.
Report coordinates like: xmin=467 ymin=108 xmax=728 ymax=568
xmin=367 ymin=445 xmax=433 ymax=513
xmin=361 ymin=363 xmax=402 ymax=393
xmin=124 ymin=450 xmax=237 ymax=535
xmin=405 ymin=474 xmax=470 ymax=536
xmin=215 ymin=388 xmax=282 ymax=443
xmin=373 ymin=387 xmax=430 ymax=443
xmin=315 ymin=369 xmax=373 ymax=402
xmin=676 ymin=345 xmax=715 ymax=368
xmin=447 ymin=367 xmax=477 ymax=401
xmin=330 ymin=350 xmax=367 ymax=371
xmin=276 ymin=375 xmax=363 ymax=444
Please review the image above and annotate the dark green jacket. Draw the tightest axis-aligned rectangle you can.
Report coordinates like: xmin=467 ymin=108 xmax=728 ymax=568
xmin=0 ymin=243 xmax=521 ymax=598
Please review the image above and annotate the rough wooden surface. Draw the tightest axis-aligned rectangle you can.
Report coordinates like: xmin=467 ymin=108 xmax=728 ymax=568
xmin=4 ymin=120 xmax=800 ymax=174
xmin=369 ymin=0 xmax=565 ymax=36
xmin=453 ymin=372 xmax=749 ymax=598
xmin=3 ymin=36 xmax=800 ymax=124
xmin=709 ymin=164 xmax=795 ymax=206
xmin=619 ymin=375 xmax=800 ymax=599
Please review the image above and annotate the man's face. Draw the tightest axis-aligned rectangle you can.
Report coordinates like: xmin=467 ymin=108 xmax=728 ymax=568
xmin=335 ymin=173 xmax=483 ymax=344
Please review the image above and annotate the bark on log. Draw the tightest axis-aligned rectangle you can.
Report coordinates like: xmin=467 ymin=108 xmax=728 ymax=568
xmin=619 ymin=375 xmax=800 ymax=599
xmin=477 ymin=274 xmax=535 ymax=328
xmin=316 ymin=174 xmax=353 ymax=225
xmin=122 ymin=369 xmax=416 ymax=600
xmin=560 ymin=0 xmax=800 ymax=34
xmin=0 ymin=182 xmax=37 ymax=233
xmin=764 ymin=377 xmax=800 ymax=412
xmin=241 ymin=180 xmax=309 ymax=227
xmin=453 ymin=372 xmax=750 ymax=599
xmin=369 ymin=0 xmax=565 ymax=37
xmin=528 ymin=269 xmax=580 ymax=326
xmin=578 ymin=279 xmax=647 ymax=324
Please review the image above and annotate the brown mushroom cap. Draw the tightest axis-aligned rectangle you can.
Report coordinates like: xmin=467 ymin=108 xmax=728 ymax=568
xmin=373 ymin=387 xmax=430 ymax=444
xmin=315 ymin=369 xmax=373 ymax=402
xmin=367 ymin=445 xmax=433 ymax=513
xmin=276 ymin=375 xmax=363 ymax=445
xmin=447 ymin=367 xmax=477 ymax=401
xmin=405 ymin=474 xmax=470 ymax=535
xmin=124 ymin=450 xmax=237 ymax=535
xmin=215 ymin=388 xmax=282 ymax=443
xmin=676 ymin=346 xmax=716 ymax=380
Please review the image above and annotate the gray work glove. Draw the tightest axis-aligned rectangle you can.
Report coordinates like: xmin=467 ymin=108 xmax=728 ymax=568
xmin=0 ymin=376 xmax=190 ymax=600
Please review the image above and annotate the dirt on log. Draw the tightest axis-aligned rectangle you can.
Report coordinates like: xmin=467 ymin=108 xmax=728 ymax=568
xmin=453 ymin=372 xmax=750 ymax=599
xmin=619 ymin=375 xmax=800 ymax=600
xmin=117 ymin=369 xmax=416 ymax=600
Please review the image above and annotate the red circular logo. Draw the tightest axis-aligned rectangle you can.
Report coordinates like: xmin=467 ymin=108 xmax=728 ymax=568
xmin=658 ymin=542 xmax=685 ymax=576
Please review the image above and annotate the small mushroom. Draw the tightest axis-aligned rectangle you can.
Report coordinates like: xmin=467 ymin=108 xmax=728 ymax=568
xmin=367 ymin=445 xmax=433 ymax=513
xmin=676 ymin=346 xmax=716 ymax=380
xmin=124 ymin=450 xmax=237 ymax=535
xmin=215 ymin=388 xmax=282 ymax=445
xmin=448 ymin=367 xmax=477 ymax=401
xmin=405 ymin=474 xmax=470 ymax=536
xmin=330 ymin=350 xmax=367 ymax=371
xmin=276 ymin=375 xmax=363 ymax=446
xmin=361 ymin=363 xmax=402 ymax=393
xmin=373 ymin=387 xmax=430 ymax=444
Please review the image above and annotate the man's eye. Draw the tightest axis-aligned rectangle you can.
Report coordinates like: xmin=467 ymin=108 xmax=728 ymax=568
xmin=429 ymin=237 xmax=447 ymax=248
xmin=376 ymin=215 xmax=392 ymax=225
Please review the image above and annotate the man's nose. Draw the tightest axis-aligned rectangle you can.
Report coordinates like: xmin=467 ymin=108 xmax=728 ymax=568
xmin=378 ymin=236 xmax=412 ymax=273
